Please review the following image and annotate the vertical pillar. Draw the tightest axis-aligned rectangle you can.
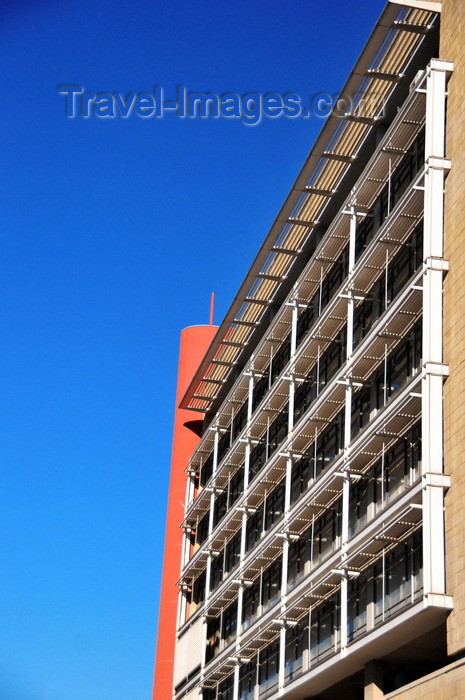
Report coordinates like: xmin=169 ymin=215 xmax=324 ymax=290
xmin=288 ymin=296 xmax=299 ymax=434
xmin=233 ymin=588 xmax=243 ymax=700
xmin=278 ymin=456 xmax=293 ymax=691
xmin=421 ymin=59 xmax=453 ymax=598
xmin=341 ymin=205 xmax=357 ymax=653
xmin=244 ymin=371 xmax=254 ymax=490
xmin=153 ymin=323 xmax=217 ymax=700
xmin=290 ymin=295 xmax=298 ymax=357
xmin=232 ymin=371 xmax=255 ymax=700
xmin=233 ymin=663 xmax=240 ymax=700
xmin=364 ymin=660 xmax=384 ymax=700
xmin=440 ymin=0 xmax=465 ymax=656
xmin=346 ymin=204 xmax=357 ymax=361
xmin=205 ymin=429 xmax=220 ymax=600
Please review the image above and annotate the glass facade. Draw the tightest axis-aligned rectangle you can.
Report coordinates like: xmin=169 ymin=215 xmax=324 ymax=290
xmin=169 ymin=11 xmax=451 ymax=700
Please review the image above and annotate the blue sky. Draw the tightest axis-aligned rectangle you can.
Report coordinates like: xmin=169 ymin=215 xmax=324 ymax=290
xmin=0 ymin=1 xmax=385 ymax=698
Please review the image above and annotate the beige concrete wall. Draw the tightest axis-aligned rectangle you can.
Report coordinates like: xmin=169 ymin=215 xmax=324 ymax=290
xmin=383 ymin=658 xmax=465 ymax=700
xmin=441 ymin=0 xmax=465 ymax=658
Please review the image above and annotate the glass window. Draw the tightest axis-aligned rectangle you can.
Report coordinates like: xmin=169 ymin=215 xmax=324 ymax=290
xmin=267 ymin=407 xmax=289 ymax=460
xmin=232 ymin=403 xmax=248 ymax=442
xmin=239 ymin=658 xmax=256 ymax=700
xmin=320 ymin=247 xmax=349 ymax=311
xmin=315 ymin=415 xmax=343 ymax=476
xmin=385 ymin=440 xmax=408 ymax=503
xmin=200 ymin=452 xmax=214 ymax=487
xmin=203 ymin=687 xmax=217 ymax=700
xmin=373 ymin=529 xmax=423 ymax=624
xmin=228 ymin=467 xmax=244 ymax=510
xmin=313 ymin=501 xmax=342 ymax=565
xmin=310 ymin=594 xmax=340 ymax=663
xmin=353 ymin=297 xmax=374 ymax=349
xmin=258 ymin=641 xmax=279 ymax=698
xmin=409 ymin=423 xmax=422 ymax=482
xmin=261 ymin=559 xmax=282 ymax=612
xmin=249 ymin=439 xmax=266 ymax=482
xmin=376 ymin=322 xmax=422 ymax=409
xmin=252 ymin=373 xmax=269 ymax=412
xmin=354 ymin=130 xmax=424 ymax=263
xmin=213 ymin=490 xmax=228 ymax=529
xmin=390 ymin=129 xmax=425 ymax=210
xmin=210 ymin=549 xmax=224 ymax=593
xmin=246 ymin=508 xmax=263 ymax=552
xmin=354 ymin=424 xmax=422 ymax=522
xmin=349 ymin=475 xmax=370 ymax=536
xmin=351 ymin=386 xmax=371 ymax=439
xmin=206 ymin=615 xmax=221 ymax=662
xmin=355 ymin=213 xmax=375 ymax=260
xmin=285 ymin=616 xmax=308 ymax=681
xmin=270 ymin=337 xmax=291 ymax=384
xmin=347 ymin=574 xmax=368 ymax=641
xmin=217 ymin=430 xmax=231 ymax=467
xmin=294 ymin=370 xmax=317 ymax=423
xmin=411 ymin=529 xmax=423 ymax=600
xmin=388 ymin=341 xmax=411 ymax=395
xmin=373 ymin=561 xmax=384 ymax=622
xmin=291 ymin=453 xmax=312 ymax=503
xmin=192 ymin=571 xmax=206 ymax=608
xmin=264 ymin=483 xmax=285 ymax=531
xmin=385 ymin=545 xmax=408 ymax=615
xmin=288 ymin=527 xmax=311 ymax=587
xmin=218 ymin=674 xmax=234 ymax=700
xmin=296 ymin=299 xmax=317 ymax=347
xmin=222 ymin=601 xmax=237 ymax=648
xmin=242 ymin=578 xmax=260 ymax=630
xmin=319 ymin=330 xmax=346 ymax=391
xmin=224 ymin=532 xmax=241 ymax=575
xmin=196 ymin=512 xmax=209 ymax=547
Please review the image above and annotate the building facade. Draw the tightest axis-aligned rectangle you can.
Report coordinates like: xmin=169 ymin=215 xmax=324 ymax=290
xmin=154 ymin=1 xmax=465 ymax=698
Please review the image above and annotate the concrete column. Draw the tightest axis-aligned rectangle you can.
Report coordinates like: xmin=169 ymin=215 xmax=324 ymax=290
xmin=364 ymin=660 xmax=384 ymax=700
xmin=421 ymin=59 xmax=453 ymax=598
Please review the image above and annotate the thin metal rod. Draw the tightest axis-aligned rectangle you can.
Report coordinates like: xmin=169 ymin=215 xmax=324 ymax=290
xmin=210 ymin=292 xmax=215 ymax=325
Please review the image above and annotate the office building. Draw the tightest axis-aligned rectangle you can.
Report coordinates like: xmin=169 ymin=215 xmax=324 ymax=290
xmin=153 ymin=1 xmax=465 ymax=697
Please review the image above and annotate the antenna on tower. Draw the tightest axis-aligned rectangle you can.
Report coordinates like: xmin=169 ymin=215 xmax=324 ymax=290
xmin=209 ymin=292 xmax=215 ymax=325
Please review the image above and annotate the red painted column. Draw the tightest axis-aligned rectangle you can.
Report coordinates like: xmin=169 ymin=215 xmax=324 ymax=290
xmin=153 ymin=324 xmax=217 ymax=700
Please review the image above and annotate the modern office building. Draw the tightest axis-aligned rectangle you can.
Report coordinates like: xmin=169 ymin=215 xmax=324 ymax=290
xmin=153 ymin=0 xmax=465 ymax=697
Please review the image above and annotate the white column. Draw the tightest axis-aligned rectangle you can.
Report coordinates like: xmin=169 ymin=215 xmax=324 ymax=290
xmin=243 ymin=373 xmax=255 ymax=489
xmin=206 ymin=429 xmax=220 ymax=599
xmin=231 ymin=374 xmax=256 ymax=700
xmin=346 ymin=204 xmax=357 ymax=361
xmin=291 ymin=295 xmax=298 ymax=357
xmin=279 ymin=623 xmax=287 ymax=693
xmin=181 ymin=476 xmax=194 ymax=570
xmin=340 ymin=205 xmax=357 ymax=652
xmin=277 ymin=449 xmax=294 ymax=692
xmin=232 ymin=583 xmax=244 ymax=700
xmin=289 ymin=300 xmax=299 ymax=433
xmin=233 ymin=664 xmax=240 ymax=700
xmin=421 ymin=58 xmax=453 ymax=597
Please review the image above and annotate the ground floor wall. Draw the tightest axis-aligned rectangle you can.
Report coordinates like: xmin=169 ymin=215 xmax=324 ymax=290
xmin=383 ymin=658 xmax=465 ymax=700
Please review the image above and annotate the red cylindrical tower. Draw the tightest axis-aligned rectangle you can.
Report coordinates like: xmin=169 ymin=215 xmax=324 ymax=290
xmin=153 ymin=323 xmax=217 ymax=700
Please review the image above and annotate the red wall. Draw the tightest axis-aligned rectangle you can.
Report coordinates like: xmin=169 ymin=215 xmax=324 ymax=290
xmin=153 ymin=324 xmax=217 ymax=700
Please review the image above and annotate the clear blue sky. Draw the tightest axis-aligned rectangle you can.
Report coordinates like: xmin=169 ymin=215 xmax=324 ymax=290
xmin=0 ymin=1 xmax=385 ymax=698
